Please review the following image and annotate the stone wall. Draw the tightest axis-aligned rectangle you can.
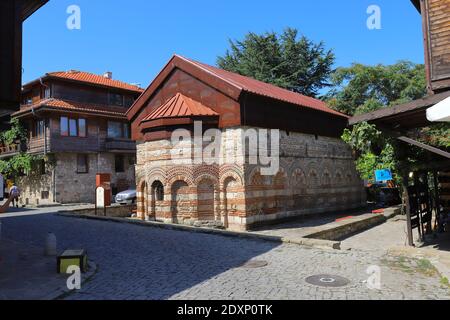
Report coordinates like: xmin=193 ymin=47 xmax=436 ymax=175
xmin=18 ymin=152 xmax=135 ymax=206
xmin=135 ymin=126 xmax=366 ymax=231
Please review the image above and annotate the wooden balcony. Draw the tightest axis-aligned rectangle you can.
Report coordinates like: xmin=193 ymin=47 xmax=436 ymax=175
xmin=0 ymin=141 xmax=26 ymax=159
xmin=105 ymin=138 xmax=136 ymax=153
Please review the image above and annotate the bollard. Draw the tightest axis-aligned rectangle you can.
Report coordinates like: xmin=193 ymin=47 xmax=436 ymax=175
xmin=45 ymin=232 xmax=57 ymax=256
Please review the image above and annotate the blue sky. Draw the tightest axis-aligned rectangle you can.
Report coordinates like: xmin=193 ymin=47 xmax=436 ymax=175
xmin=23 ymin=0 xmax=423 ymax=89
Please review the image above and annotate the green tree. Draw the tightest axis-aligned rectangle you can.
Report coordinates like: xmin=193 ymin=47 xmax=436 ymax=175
xmin=0 ymin=119 xmax=42 ymax=179
xmin=327 ymin=61 xmax=427 ymax=115
xmin=217 ymin=28 xmax=335 ymax=97
xmin=328 ymin=61 xmax=449 ymax=182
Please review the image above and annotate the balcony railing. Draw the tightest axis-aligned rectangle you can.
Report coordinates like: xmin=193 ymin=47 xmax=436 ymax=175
xmin=105 ymin=138 xmax=136 ymax=152
xmin=0 ymin=141 xmax=27 ymax=158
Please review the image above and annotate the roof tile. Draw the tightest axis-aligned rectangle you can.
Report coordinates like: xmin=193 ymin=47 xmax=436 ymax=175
xmin=142 ymin=93 xmax=218 ymax=122
xmin=45 ymin=71 xmax=144 ymax=92
xmin=14 ymin=99 xmax=128 ymax=118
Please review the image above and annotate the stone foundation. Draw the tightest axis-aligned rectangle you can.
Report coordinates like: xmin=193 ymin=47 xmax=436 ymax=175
xmin=18 ymin=152 xmax=135 ymax=206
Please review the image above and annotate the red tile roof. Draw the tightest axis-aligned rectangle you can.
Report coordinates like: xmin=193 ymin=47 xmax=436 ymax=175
xmin=142 ymin=93 xmax=218 ymax=122
xmin=180 ymin=56 xmax=347 ymax=118
xmin=36 ymin=71 xmax=144 ymax=92
xmin=13 ymin=99 xmax=128 ymax=118
xmin=127 ymin=55 xmax=348 ymax=121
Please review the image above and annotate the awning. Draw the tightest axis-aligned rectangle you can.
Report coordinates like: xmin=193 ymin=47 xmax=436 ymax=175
xmin=427 ymin=96 xmax=450 ymax=122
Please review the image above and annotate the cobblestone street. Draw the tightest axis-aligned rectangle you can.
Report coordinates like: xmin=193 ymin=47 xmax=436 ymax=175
xmin=1 ymin=211 xmax=449 ymax=300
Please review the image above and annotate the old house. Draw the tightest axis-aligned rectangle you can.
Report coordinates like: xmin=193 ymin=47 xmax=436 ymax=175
xmin=127 ymin=55 xmax=366 ymax=231
xmin=4 ymin=70 xmax=143 ymax=205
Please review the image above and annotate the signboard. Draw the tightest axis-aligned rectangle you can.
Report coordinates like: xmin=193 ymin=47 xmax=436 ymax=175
xmin=0 ymin=174 xmax=3 ymax=201
xmin=375 ymin=169 xmax=393 ymax=182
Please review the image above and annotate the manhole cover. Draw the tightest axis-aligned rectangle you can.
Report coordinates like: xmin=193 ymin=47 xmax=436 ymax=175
xmin=305 ymin=274 xmax=350 ymax=287
xmin=239 ymin=260 xmax=268 ymax=269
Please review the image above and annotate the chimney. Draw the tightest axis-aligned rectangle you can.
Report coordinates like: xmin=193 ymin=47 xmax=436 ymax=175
xmin=103 ymin=71 xmax=112 ymax=79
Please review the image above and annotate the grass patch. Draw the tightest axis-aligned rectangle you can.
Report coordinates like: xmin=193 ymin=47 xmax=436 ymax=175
xmin=440 ymin=277 xmax=450 ymax=288
xmin=382 ymin=256 xmax=439 ymax=277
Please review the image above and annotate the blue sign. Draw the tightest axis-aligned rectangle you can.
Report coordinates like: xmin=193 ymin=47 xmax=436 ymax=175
xmin=375 ymin=169 xmax=393 ymax=182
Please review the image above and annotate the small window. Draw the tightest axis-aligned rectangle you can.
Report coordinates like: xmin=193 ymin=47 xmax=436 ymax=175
xmin=41 ymin=191 xmax=49 ymax=200
xmin=123 ymin=123 xmax=130 ymax=139
xmin=108 ymin=122 xmax=130 ymax=139
xmin=78 ymin=119 xmax=87 ymax=137
xmin=77 ymin=154 xmax=89 ymax=174
xmin=115 ymin=155 xmax=125 ymax=173
xmin=60 ymin=117 xmax=69 ymax=136
xmin=34 ymin=120 xmax=45 ymax=138
xmin=109 ymin=93 xmax=124 ymax=106
xmin=43 ymin=86 xmax=51 ymax=99
xmin=69 ymin=119 xmax=78 ymax=137
xmin=108 ymin=121 xmax=123 ymax=139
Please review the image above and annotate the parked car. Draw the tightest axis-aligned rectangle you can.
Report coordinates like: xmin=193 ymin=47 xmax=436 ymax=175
xmin=114 ymin=189 xmax=136 ymax=205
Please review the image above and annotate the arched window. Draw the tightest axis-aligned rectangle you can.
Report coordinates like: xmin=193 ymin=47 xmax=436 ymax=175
xmin=152 ymin=181 xmax=164 ymax=201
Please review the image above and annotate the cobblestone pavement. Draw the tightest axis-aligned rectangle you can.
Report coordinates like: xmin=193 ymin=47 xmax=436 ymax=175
xmin=1 ymin=211 xmax=449 ymax=300
xmin=341 ymin=217 xmax=411 ymax=253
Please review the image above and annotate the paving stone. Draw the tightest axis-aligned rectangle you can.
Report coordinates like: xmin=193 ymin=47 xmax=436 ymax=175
xmin=1 ymin=210 xmax=449 ymax=300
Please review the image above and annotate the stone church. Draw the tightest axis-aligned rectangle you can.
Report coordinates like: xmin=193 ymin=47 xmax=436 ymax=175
xmin=127 ymin=55 xmax=366 ymax=231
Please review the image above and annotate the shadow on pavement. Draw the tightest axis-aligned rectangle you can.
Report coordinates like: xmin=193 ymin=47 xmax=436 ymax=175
xmin=0 ymin=213 xmax=281 ymax=300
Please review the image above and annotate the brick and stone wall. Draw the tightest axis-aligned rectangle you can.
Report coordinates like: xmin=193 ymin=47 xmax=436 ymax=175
xmin=18 ymin=152 xmax=135 ymax=206
xmin=135 ymin=126 xmax=365 ymax=231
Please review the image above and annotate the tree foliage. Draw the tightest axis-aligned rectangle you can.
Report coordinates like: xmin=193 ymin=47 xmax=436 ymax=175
xmin=217 ymin=28 xmax=335 ymax=97
xmin=0 ymin=117 xmax=27 ymax=145
xmin=0 ymin=119 xmax=42 ymax=179
xmin=327 ymin=61 xmax=427 ymax=115
xmin=328 ymin=61 xmax=449 ymax=182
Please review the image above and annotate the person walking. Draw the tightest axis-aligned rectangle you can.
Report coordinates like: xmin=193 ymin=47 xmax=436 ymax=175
xmin=9 ymin=184 xmax=20 ymax=208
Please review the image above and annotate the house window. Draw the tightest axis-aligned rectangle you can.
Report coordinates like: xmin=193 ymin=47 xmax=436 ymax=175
xmin=109 ymin=93 xmax=124 ymax=106
xmin=60 ymin=117 xmax=69 ymax=136
xmin=61 ymin=117 xmax=86 ymax=137
xmin=108 ymin=121 xmax=122 ymax=138
xmin=107 ymin=122 xmax=130 ymax=139
xmin=123 ymin=123 xmax=130 ymax=139
xmin=77 ymin=154 xmax=89 ymax=174
xmin=34 ymin=120 xmax=45 ymax=138
xmin=69 ymin=119 xmax=78 ymax=137
xmin=42 ymin=86 xmax=51 ymax=99
xmin=115 ymin=155 xmax=125 ymax=173
xmin=78 ymin=119 xmax=87 ymax=138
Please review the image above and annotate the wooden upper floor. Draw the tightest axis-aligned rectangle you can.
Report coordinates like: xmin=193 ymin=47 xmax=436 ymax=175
xmin=414 ymin=0 xmax=450 ymax=92
xmin=0 ymin=70 xmax=143 ymax=157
